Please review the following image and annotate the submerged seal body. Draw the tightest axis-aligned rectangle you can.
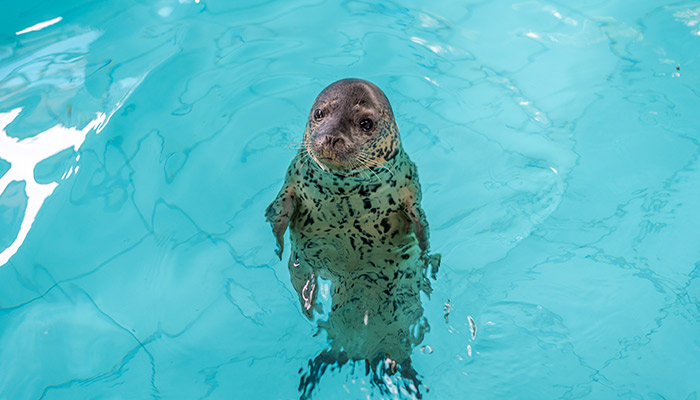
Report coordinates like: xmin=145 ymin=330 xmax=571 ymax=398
xmin=265 ymin=79 xmax=438 ymax=397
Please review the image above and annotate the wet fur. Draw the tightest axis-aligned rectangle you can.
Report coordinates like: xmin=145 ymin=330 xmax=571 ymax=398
xmin=266 ymin=79 xmax=439 ymax=399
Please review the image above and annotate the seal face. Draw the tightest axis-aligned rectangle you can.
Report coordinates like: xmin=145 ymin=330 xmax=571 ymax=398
xmin=265 ymin=79 xmax=439 ymax=398
xmin=304 ymin=79 xmax=399 ymax=172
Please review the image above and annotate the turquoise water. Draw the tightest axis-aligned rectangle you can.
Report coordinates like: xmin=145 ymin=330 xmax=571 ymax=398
xmin=1 ymin=0 xmax=700 ymax=398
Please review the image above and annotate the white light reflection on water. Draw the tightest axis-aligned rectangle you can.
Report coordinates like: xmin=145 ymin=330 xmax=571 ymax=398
xmin=15 ymin=17 xmax=63 ymax=36
xmin=0 ymin=109 xmax=105 ymax=267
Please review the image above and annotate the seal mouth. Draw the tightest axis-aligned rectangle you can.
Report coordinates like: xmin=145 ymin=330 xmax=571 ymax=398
xmin=310 ymin=151 xmax=351 ymax=171
xmin=306 ymin=148 xmax=398 ymax=181
xmin=304 ymin=144 xmax=356 ymax=172
xmin=306 ymin=146 xmax=394 ymax=180
xmin=307 ymin=142 xmax=354 ymax=170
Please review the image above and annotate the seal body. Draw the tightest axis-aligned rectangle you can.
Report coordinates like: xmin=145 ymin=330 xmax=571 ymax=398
xmin=278 ymin=149 xmax=431 ymax=358
xmin=265 ymin=79 xmax=437 ymax=397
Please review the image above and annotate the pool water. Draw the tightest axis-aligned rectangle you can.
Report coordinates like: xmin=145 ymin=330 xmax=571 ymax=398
xmin=1 ymin=0 xmax=699 ymax=398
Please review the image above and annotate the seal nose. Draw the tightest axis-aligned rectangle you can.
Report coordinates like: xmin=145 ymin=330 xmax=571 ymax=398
xmin=325 ymin=136 xmax=345 ymax=147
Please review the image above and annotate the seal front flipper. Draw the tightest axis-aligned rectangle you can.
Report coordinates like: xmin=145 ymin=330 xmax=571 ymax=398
xmin=288 ymin=257 xmax=322 ymax=319
xmin=402 ymin=197 xmax=442 ymax=279
xmin=399 ymin=182 xmax=430 ymax=253
xmin=403 ymin=201 xmax=429 ymax=252
xmin=265 ymin=184 xmax=296 ymax=259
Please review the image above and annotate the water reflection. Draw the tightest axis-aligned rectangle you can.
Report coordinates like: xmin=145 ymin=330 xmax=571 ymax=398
xmin=15 ymin=17 xmax=63 ymax=36
xmin=293 ymin=244 xmax=439 ymax=399
xmin=0 ymin=14 xmax=179 ymax=268
xmin=0 ymin=108 xmax=105 ymax=267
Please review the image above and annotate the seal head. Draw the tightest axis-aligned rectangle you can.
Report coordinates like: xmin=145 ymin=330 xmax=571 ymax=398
xmin=304 ymin=79 xmax=399 ymax=173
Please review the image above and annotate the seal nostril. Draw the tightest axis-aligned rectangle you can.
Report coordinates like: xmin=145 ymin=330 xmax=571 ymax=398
xmin=324 ymin=137 xmax=343 ymax=147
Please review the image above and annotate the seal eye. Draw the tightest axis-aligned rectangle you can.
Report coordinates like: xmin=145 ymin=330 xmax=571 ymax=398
xmin=314 ymin=109 xmax=324 ymax=121
xmin=359 ymin=118 xmax=374 ymax=132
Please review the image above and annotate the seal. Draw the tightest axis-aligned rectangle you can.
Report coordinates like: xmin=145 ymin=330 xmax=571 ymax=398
xmin=265 ymin=79 xmax=439 ymax=398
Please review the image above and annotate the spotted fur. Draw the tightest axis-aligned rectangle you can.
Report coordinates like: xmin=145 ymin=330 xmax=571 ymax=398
xmin=265 ymin=79 xmax=439 ymax=398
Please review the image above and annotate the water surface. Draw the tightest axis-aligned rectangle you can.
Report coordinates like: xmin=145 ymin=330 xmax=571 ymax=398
xmin=1 ymin=0 xmax=699 ymax=398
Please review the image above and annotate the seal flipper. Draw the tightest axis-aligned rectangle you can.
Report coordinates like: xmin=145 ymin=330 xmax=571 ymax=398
xmin=288 ymin=257 xmax=322 ymax=319
xmin=403 ymin=202 xmax=429 ymax=252
xmin=399 ymin=181 xmax=430 ymax=253
xmin=397 ymin=165 xmax=430 ymax=253
xmin=265 ymin=184 xmax=296 ymax=259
